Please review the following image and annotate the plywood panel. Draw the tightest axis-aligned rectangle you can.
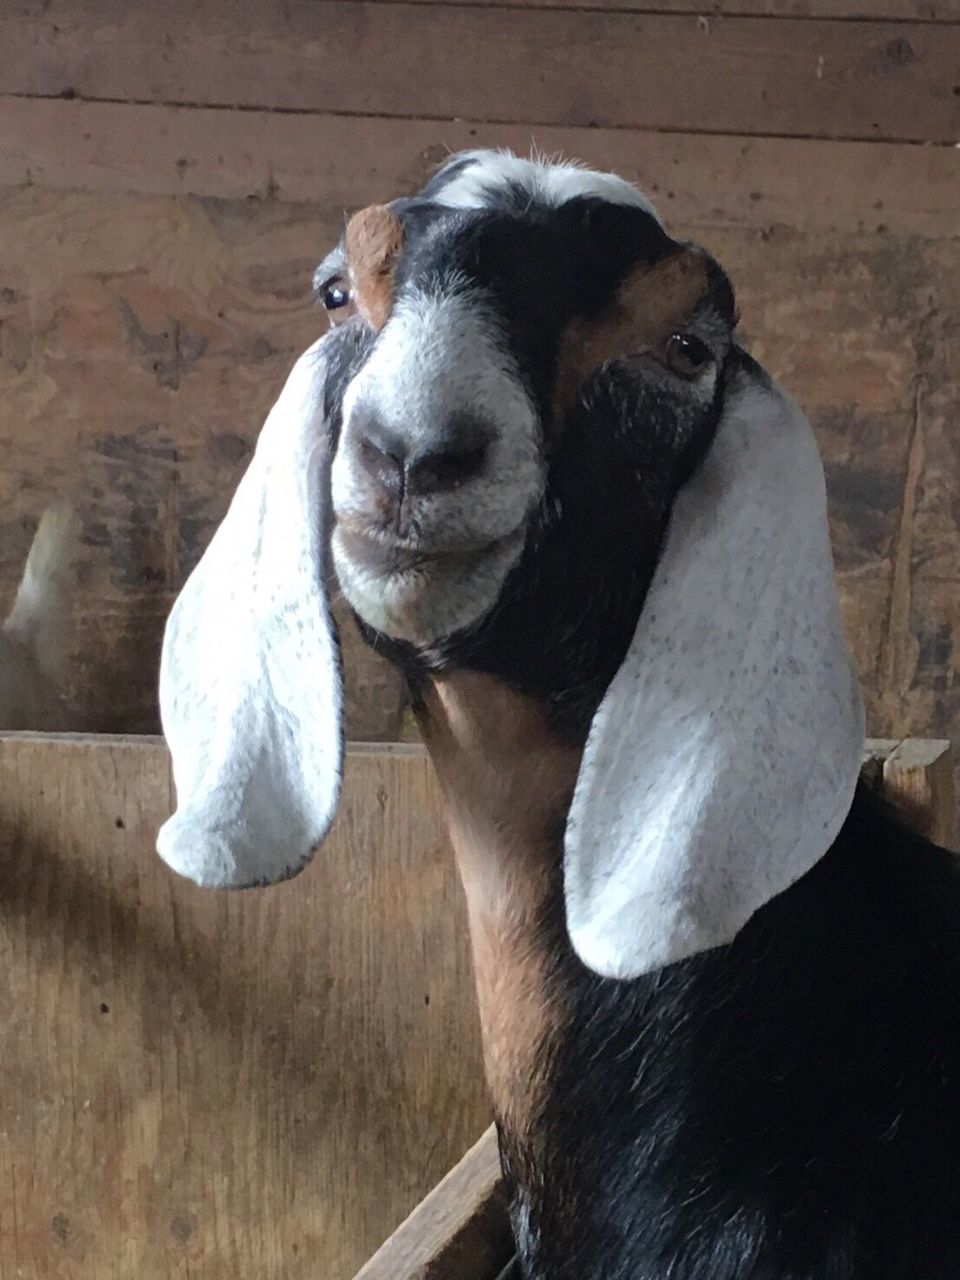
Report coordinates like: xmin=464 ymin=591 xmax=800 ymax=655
xmin=310 ymin=0 xmax=960 ymax=16
xmin=1 ymin=179 xmax=958 ymax=752
xmin=0 ymin=735 xmax=489 ymax=1280
xmin=1 ymin=3 xmax=959 ymax=143
xmin=2 ymin=97 xmax=959 ymax=238
xmin=0 ymin=184 xmax=407 ymax=736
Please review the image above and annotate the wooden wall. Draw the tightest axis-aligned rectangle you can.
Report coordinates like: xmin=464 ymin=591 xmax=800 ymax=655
xmin=0 ymin=2 xmax=958 ymax=751
xmin=0 ymin=734 xmax=952 ymax=1280
xmin=0 ymin=735 xmax=490 ymax=1280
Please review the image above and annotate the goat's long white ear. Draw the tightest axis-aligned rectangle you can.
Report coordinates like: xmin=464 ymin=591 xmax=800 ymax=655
xmin=564 ymin=361 xmax=865 ymax=979
xmin=157 ymin=338 xmax=344 ymax=888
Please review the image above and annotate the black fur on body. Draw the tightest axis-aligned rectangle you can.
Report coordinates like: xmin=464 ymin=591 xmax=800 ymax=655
xmin=318 ymin=161 xmax=960 ymax=1278
xmin=493 ymin=784 xmax=960 ymax=1280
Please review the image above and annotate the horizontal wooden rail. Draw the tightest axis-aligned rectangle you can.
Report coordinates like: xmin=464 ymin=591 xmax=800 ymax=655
xmin=2 ymin=98 xmax=958 ymax=240
xmin=1 ymin=3 xmax=958 ymax=144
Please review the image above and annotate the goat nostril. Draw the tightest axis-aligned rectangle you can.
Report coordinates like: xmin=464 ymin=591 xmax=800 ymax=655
xmin=407 ymin=443 xmax=489 ymax=496
xmin=357 ymin=435 xmax=405 ymax=497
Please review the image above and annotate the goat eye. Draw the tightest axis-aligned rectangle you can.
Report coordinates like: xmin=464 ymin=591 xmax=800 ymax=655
xmin=665 ymin=333 xmax=712 ymax=378
xmin=320 ymin=279 xmax=355 ymax=324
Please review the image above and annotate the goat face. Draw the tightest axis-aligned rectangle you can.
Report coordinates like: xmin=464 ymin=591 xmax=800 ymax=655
xmin=318 ymin=153 xmax=737 ymax=663
xmin=159 ymin=150 xmax=862 ymax=984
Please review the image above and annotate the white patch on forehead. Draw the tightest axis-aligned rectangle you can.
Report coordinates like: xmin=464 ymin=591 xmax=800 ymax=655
xmin=432 ymin=149 xmax=662 ymax=222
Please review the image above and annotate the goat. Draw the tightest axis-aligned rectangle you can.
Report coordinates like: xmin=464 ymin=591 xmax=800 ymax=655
xmin=0 ymin=502 xmax=79 ymax=731
xmin=157 ymin=151 xmax=960 ymax=1279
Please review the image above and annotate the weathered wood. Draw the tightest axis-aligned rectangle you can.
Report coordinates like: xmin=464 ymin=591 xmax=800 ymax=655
xmin=309 ymin=0 xmax=960 ymax=16
xmin=1 ymin=3 xmax=959 ymax=143
xmin=354 ymin=1125 xmax=512 ymax=1280
xmin=0 ymin=183 xmax=408 ymax=737
xmin=0 ymin=732 xmax=952 ymax=1276
xmin=864 ymin=738 xmax=957 ymax=847
xmin=2 ymin=97 xmax=959 ymax=238
xmin=0 ymin=734 xmax=489 ymax=1280
xmin=2 ymin=179 xmax=959 ymax=751
xmin=866 ymin=738 xmax=957 ymax=848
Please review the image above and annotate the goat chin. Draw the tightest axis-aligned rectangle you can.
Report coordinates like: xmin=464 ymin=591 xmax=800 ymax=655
xmin=0 ymin=502 xmax=80 ymax=732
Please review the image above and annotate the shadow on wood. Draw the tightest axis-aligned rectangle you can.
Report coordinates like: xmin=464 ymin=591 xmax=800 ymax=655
xmin=0 ymin=734 xmax=489 ymax=1280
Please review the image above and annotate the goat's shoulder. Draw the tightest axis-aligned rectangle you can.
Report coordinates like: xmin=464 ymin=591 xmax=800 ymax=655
xmin=515 ymin=784 xmax=960 ymax=1279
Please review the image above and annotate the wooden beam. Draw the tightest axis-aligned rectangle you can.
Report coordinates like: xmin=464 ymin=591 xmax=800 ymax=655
xmin=353 ymin=1125 xmax=513 ymax=1280
xmin=1 ymin=3 xmax=958 ymax=143
xmin=303 ymin=0 xmax=960 ymax=17
xmin=2 ymin=97 xmax=958 ymax=239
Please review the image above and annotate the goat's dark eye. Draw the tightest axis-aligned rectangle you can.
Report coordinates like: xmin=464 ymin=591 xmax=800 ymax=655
xmin=320 ymin=278 xmax=355 ymax=325
xmin=665 ymin=333 xmax=712 ymax=378
xmin=323 ymin=283 xmax=349 ymax=309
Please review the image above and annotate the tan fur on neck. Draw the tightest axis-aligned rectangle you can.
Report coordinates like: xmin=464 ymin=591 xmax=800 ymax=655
xmin=418 ymin=671 xmax=581 ymax=1136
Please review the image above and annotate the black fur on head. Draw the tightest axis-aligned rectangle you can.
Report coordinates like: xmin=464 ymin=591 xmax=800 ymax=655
xmin=316 ymin=152 xmax=738 ymax=738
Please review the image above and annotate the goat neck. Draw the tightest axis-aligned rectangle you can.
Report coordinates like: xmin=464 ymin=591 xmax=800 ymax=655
xmin=417 ymin=669 xmax=580 ymax=1136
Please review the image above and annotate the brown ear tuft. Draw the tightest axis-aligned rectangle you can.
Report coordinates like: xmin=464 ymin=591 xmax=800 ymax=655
xmin=345 ymin=204 xmax=405 ymax=331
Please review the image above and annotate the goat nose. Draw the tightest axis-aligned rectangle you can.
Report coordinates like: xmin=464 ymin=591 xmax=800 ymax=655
xmin=355 ymin=415 xmax=492 ymax=498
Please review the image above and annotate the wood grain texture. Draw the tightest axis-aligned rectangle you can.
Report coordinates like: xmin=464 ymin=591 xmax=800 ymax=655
xmin=0 ymin=734 xmax=489 ymax=1280
xmin=1 ymin=3 xmax=959 ymax=143
xmin=0 ymin=183 xmax=407 ymax=736
xmin=354 ymin=1125 xmax=512 ymax=1280
xmin=881 ymin=739 xmax=956 ymax=848
xmin=0 ymin=734 xmax=945 ymax=1280
xmin=306 ymin=0 xmax=960 ymax=16
xmin=1 ymin=174 xmax=958 ymax=755
xmin=3 ymin=97 xmax=959 ymax=238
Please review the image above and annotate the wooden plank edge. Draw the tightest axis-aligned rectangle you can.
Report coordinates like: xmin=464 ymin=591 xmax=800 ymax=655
xmin=1 ymin=98 xmax=958 ymax=239
xmin=863 ymin=737 xmax=956 ymax=849
xmin=298 ymin=0 xmax=960 ymax=19
xmin=353 ymin=1124 xmax=512 ymax=1280
xmin=0 ymin=733 xmax=951 ymax=847
xmin=0 ymin=732 xmax=426 ymax=755
xmin=883 ymin=739 xmax=955 ymax=849
xmin=1 ymin=6 xmax=958 ymax=145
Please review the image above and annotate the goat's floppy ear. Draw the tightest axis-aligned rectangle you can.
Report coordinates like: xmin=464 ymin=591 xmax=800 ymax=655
xmin=156 ymin=338 xmax=344 ymax=888
xmin=564 ymin=360 xmax=865 ymax=979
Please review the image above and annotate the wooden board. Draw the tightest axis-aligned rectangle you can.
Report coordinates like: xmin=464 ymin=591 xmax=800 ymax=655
xmin=322 ymin=0 xmax=960 ymax=15
xmin=354 ymin=1126 xmax=513 ymax=1280
xmin=0 ymin=735 xmax=490 ymax=1280
xmin=1 ymin=3 xmax=959 ymax=143
xmin=1 ymin=170 xmax=959 ymax=760
xmin=2 ymin=98 xmax=959 ymax=238
xmin=0 ymin=183 xmax=407 ymax=738
xmin=865 ymin=738 xmax=957 ymax=848
xmin=0 ymin=734 xmax=948 ymax=1280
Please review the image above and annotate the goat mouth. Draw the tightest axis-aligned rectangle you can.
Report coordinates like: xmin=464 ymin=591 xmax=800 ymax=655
xmin=331 ymin=519 xmax=528 ymax=644
xmin=334 ymin=520 xmax=516 ymax=576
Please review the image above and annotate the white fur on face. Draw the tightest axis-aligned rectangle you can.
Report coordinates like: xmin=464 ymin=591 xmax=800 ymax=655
xmin=433 ymin=150 xmax=662 ymax=222
xmin=331 ymin=287 xmax=543 ymax=643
